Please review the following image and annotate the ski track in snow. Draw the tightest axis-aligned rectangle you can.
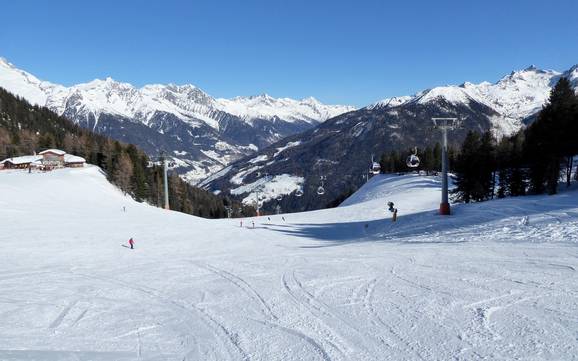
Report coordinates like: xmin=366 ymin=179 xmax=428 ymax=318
xmin=72 ymin=271 xmax=248 ymax=361
xmin=1 ymin=168 xmax=578 ymax=360
xmin=194 ymin=262 xmax=277 ymax=322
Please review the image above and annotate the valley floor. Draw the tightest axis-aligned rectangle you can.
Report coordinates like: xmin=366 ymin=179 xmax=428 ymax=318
xmin=0 ymin=167 xmax=576 ymax=360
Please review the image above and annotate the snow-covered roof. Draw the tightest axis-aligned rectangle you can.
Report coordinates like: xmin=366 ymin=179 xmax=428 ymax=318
xmin=39 ymin=149 xmax=66 ymax=156
xmin=0 ymin=155 xmax=43 ymax=165
xmin=64 ymin=154 xmax=86 ymax=163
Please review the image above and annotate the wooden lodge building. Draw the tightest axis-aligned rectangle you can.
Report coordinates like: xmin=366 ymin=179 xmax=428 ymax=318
xmin=0 ymin=149 xmax=86 ymax=170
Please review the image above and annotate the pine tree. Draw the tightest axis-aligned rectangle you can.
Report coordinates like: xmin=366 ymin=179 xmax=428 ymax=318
xmin=495 ymin=137 xmax=512 ymax=198
xmin=452 ymin=131 xmax=481 ymax=203
xmin=113 ymin=152 xmax=134 ymax=194
xmin=452 ymin=131 xmax=496 ymax=203
xmin=526 ymin=77 xmax=577 ymax=194
xmin=479 ymin=131 xmax=497 ymax=199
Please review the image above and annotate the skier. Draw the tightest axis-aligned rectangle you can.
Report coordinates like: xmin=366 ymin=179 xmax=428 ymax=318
xmin=387 ymin=202 xmax=398 ymax=222
xmin=252 ymin=221 xmax=255 ymax=228
xmin=240 ymin=220 xmax=243 ymax=228
xmin=128 ymin=238 xmax=135 ymax=249
xmin=387 ymin=201 xmax=395 ymax=213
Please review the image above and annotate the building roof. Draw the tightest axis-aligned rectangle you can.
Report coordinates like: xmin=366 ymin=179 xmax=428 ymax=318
xmin=64 ymin=154 xmax=86 ymax=163
xmin=0 ymin=155 xmax=43 ymax=165
xmin=39 ymin=149 xmax=66 ymax=156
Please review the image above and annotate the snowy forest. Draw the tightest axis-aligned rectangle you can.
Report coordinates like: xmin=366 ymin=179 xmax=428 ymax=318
xmin=451 ymin=77 xmax=578 ymax=202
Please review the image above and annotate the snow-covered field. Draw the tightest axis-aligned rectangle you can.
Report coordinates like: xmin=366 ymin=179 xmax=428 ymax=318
xmin=0 ymin=167 xmax=577 ymax=360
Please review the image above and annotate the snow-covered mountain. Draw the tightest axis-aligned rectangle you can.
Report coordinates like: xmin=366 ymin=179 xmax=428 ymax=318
xmin=0 ymin=57 xmax=354 ymax=183
xmin=367 ymin=65 xmax=577 ymax=137
xmin=206 ymin=64 xmax=578 ymax=212
xmin=216 ymin=94 xmax=352 ymax=124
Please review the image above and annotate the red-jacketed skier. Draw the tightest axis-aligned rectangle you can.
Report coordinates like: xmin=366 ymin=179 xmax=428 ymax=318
xmin=128 ymin=238 xmax=135 ymax=249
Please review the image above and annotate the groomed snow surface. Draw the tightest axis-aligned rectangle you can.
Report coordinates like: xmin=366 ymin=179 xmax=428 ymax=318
xmin=0 ymin=167 xmax=577 ymax=360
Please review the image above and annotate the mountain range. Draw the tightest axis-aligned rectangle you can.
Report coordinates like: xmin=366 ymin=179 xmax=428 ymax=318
xmin=203 ymin=64 xmax=578 ymax=212
xmin=0 ymin=58 xmax=354 ymax=183
xmin=2 ymin=57 xmax=577 ymax=213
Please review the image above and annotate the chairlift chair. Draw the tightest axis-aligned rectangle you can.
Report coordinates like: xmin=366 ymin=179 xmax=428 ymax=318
xmin=406 ymin=154 xmax=420 ymax=168
xmin=317 ymin=175 xmax=326 ymax=195
xmin=406 ymin=147 xmax=420 ymax=168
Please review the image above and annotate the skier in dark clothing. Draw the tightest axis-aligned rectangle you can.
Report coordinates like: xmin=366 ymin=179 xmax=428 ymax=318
xmin=128 ymin=238 xmax=134 ymax=249
xmin=387 ymin=202 xmax=398 ymax=222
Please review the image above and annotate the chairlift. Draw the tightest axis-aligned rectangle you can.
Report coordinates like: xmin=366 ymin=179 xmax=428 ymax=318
xmin=276 ymin=195 xmax=283 ymax=201
xmin=317 ymin=175 xmax=326 ymax=195
xmin=295 ymin=189 xmax=304 ymax=197
xmin=406 ymin=147 xmax=420 ymax=168
xmin=369 ymin=154 xmax=380 ymax=175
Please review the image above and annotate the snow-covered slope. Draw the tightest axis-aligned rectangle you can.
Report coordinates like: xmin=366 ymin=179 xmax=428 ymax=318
xmin=0 ymin=58 xmax=66 ymax=106
xmin=1 ymin=167 xmax=577 ymax=360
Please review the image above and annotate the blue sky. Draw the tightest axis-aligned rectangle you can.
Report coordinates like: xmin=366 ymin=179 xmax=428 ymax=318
xmin=1 ymin=0 xmax=577 ymax=107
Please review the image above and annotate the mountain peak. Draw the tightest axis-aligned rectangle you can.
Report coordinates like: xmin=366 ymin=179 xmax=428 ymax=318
xmin=367 ymin=96 xmax=413 ymax=110
xmin=84 ymin=76 xmax=122 ymax=87
xmin=0 ymin=57 xmax=12 ymax=67
xmin=413 ymin=86 xmax=474 ymax=105
xmin=257 ymin=93 xmax=273 ymax=100
xmin=524 ymin=65 xmax=538 ymax=71
xmin=301 ymin=96 xmax=319 ymax=104
xmin=564 ymin=64 xmax=578 ymax=75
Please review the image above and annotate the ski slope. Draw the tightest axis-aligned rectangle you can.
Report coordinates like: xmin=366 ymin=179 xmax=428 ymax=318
xmin=0 ymin=167 xmax=577 ymax=360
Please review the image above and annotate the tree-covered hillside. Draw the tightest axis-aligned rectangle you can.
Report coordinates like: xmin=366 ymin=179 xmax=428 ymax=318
xmin=0 ymin=87 xmax=253 ymax=218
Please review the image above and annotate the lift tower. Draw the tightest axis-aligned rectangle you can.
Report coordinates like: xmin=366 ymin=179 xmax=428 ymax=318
xmin=432 ymin=118 xmax=458 ymax=215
